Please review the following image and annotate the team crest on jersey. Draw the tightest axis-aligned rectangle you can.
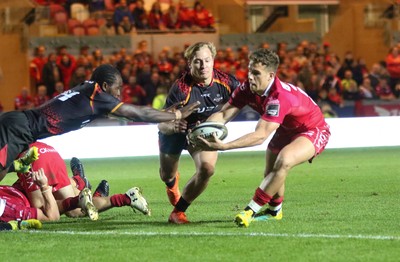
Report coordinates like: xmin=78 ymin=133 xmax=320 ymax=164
xmin=213 ymin=94 xmax=223 ymax=103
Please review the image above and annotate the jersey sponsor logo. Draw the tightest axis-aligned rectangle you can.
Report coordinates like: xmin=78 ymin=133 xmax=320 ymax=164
xmin=201 ymin=93 xmax=211 ymax=97
xmin=266 ymin=104 xmax=280 ymax=117
xmin=39 ymin=147 xmax=57 ymax=154
xmin=196 ymin=106 xmax=218 ymax=114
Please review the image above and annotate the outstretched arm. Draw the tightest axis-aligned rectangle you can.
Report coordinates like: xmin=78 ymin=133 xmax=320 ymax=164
xmin=207 ymin=102 xmax=241 ymax=124
xmin=113 ymin=102 xmax=200 ymax=123
xmin=198 ymin=119 xmax=279 ymax=151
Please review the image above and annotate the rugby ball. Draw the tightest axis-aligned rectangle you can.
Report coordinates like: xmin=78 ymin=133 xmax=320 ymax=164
xmin=188 ymin=122 xmax=228 ymax=143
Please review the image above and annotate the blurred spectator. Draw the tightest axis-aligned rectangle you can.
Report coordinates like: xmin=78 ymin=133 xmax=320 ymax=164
xmin=157 ymin=50 xmax=174 ymax=77
xmin=56 ymin=45 xmax=76 ymax=67
xmin=367 ymin=63 xmax=382 ymax=89
xmin=235 ymin=59 xmax=248 ymax=83
xmin=133 ymin=40 xmax=153 ymax=70
xmin=177 ymin=0 xmax=193 ymax=29
xmin=341 ymin=69 xmax=360 ymax=100
xmin=298 ymin=61 xmax=313 ymax=93
xmin=148 ymin=1 xmax=166 ymax=30
xmin=152 ymin=85 xmax=168 ymax=110
xmin=52 ymin=81 xmax=65 ymax=97
xmin=352 ymin=58 xmax=368 ymax=85
xmin=0 ymin=100 xmax=3 ymax=113
xmin=15 ymin=87 xmax=34 ymax=110
xmin=385 ymin=46 xmax=400 ymax=94
xmin=29 ymin=45 xmax=47 ymax=89
xmin=121 ymin=76 xmax=146 ymax=105
xmin=89 ymin=0 xmax=105 ymax=16
xmin=78 ymin=45 xmax=93 ymax=65
xmin=192 ymin=1 xmax=215 ymax=29
xmin=113 ymin=0 xmax=134 ymax=30
xmin=142 ymin=71 xmax=161 ymax=105
xmin=42 ymin=53 xmax=62 ymax=97
xmin=163 ymin=4 xmax=179 ymax=29
xmin=375 ymin=77 xmax=396 ymax=100
xmin=99 ymin=18 xmax=116 ymax=35
xmin=58 ymin=54 xmax=76 ymax=88
xmin=33 ymin=85 xmax=50 ymax=107
xmin=214 ymin=50 xmax=229 ymax=71
xmin=92 ymin=48 xmax=105 ymax=68
xmin=117 ymin=15 xmax=136 ymax=34
xmin=292 ymin=45 xmax=307 ymax=73
xmin=132 ymin=0 xmax=146 ymax=30
xmin=359 ymin=77 xmax=376 ymax=99
xmin=319 ymin=102 xmax=338 ymax=118
xmin=69 ymin=66 xmax=88 ymax=88
xmin=321 ymin=66 xmax=343 ymax=107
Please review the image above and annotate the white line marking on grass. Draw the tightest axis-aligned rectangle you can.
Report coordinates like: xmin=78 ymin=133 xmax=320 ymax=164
xmin=28 ymin=230 xmax=400 ymax=241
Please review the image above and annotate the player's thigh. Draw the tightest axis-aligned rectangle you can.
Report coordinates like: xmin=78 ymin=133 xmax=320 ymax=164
xmin=53 ymin=185 xmax=77 ymax=200
xmin=277 ymin=136 xmax=316 ymax=169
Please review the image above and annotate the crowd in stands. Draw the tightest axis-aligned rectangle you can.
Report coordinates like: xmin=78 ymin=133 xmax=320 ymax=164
xmin=11 ymin=37 xmax=397 ymax=118
xmin=34 ymin=0 xmax=215 ymax=36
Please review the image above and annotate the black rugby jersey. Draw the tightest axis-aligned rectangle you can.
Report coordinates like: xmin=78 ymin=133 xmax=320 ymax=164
xmin=165 ymin=68 xmax=240 ymax=129
xmin=24 ymin=81 xmax=123 ymax=140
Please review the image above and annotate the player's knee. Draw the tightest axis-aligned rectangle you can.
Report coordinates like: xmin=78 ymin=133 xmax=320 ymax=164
xmin=273 ymin=157 xmax=292 ymax=172
xmin=197 ymin=162 xmax=215 ymax=178
xmin=159 ymin=167 xmax=176 ymax=182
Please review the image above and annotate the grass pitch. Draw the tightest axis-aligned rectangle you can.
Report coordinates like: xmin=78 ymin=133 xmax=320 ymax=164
xmin=1 ymin=147 xmax=400 ymax=261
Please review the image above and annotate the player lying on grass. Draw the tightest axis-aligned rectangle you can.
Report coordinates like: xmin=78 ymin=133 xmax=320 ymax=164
xmin=0 ymin=64 xmax=200 ymax=181
xmin=196 ymin=48 xmax=331 ymax=227
xmin=14 ymin=141 xmax=150 ymax=221
xmin=1 ymin=168 xmax=60 ymax=226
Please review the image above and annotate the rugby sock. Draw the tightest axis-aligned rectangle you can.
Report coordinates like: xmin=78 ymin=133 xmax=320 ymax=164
xmin=72 ymin=176 xmax=86 ymax=191
xmin=269 ymin=196 xmax=283 ymax=211
xmin=165 ymin=177 xmax=176 ymax=188
xmin=62 ymin=196 xmax=79 ymax=212
xmin=110 ymin=194 xmax=131 ymax=207
xmin=245 ymin=188 xmax=272 ymax=214
xmin=174 ymin=197 xmax=190 ymax=212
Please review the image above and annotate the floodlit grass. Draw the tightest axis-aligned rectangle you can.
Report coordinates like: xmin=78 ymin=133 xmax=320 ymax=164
xmin=1 ymin=147 xmax=400 ymax=261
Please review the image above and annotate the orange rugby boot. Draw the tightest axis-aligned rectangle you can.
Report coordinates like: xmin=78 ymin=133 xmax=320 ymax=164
xmin=166 ymin=173 xmax=181 ymax=206
xmin=168 ymin=210 xmax=189 ymax=224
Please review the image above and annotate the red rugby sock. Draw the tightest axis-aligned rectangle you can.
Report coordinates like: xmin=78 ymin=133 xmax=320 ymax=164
xmin=72 ymin=176 xmax=86 ymax=191
xmin=269 ymin=196 xmax=284 ymax=207
xmin=62 ymin=196 xmax=79 ymax=212
xmin=110 ymin=194 xmax=131 ymax=207
xmin=253 ymin=188 xmax=272 ymax=206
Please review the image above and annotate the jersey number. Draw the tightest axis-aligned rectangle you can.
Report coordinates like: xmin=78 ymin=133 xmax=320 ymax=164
xmin=58 ymin=91 xmax=80 ymax=101
xmin=280 ymin=82 xmax=317 ymax=106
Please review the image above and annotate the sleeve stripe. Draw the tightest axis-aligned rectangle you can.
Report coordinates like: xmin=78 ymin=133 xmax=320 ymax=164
xmin=110 ymin=102 xmax=124 ymax=113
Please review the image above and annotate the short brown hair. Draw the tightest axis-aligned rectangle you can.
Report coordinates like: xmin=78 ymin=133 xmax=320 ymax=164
xmin=249 ymin=48 xmax=280 ymax=72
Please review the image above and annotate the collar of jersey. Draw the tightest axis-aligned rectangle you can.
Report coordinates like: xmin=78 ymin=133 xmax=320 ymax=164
xmin=262 ymin=77 xmax=275 ymax=97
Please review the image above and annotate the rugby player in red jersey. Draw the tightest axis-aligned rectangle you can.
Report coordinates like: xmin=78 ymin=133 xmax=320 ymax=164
xmin=0 ymin=64 xmax=200 ymax=181
xmin=157 ymin=42 xmax=241 ymax=224
xmin=1 ymin=168 xmax=59 ymax=227
xmin=197 ymin=48 xmax=331 ymax=227
xmin=15 ymin=141 xmax=151 ymax=221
